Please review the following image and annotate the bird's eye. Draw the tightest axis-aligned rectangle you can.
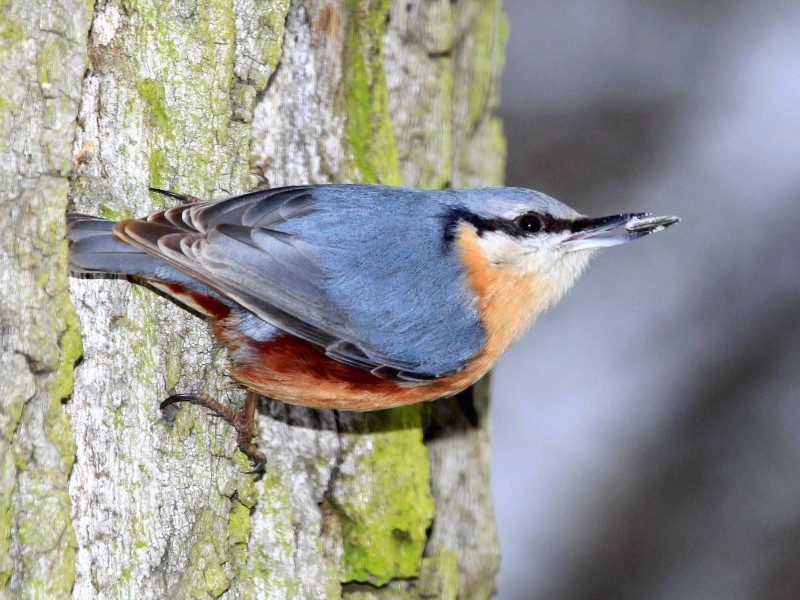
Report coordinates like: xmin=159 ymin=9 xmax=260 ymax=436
xmin=517 ymin=213 xmax=543 ymax=234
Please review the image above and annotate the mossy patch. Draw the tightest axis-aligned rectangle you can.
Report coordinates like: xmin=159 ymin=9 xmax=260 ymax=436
xmin=180 ymin=510 xmax=232 ymax=598
xmin=465 ymin=0 xmax=509 ymax=131
xmin=239 ymin=469 xmax=300 ymax=597
xmin=135 ymin=78 xmax=173 ymax=138
xmin=336 ymin=406 xmax=435 ymax=585
xmin=343 ymin=0 xmax=401 ymax=185
xmin=0 ymin=4 xmax=24 ymax=52
xmin=98 ymin=204 xmax=131 ymax=221
xmin=243 ymin=0 xmax=291 ymax=91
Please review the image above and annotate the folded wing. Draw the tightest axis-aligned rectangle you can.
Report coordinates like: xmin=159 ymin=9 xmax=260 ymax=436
xmin=117 ymin=185 xmax=484 ymax=382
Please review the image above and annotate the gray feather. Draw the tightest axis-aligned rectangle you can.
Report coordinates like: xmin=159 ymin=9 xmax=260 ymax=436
xmin=66 ymin=214 xmax=233 ymax=308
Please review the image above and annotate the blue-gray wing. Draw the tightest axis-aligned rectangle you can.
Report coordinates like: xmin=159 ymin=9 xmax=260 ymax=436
xmin=118 ymin=185 xmax=485 ymax=382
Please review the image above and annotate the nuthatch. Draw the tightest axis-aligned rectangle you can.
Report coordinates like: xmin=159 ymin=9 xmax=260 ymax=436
xmin=68 ymin=184 xmax=678 ymax=469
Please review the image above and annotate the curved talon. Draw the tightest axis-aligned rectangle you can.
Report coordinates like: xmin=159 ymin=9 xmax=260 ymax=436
xmin=160 ymin=391 xmax=265 ymax=473
xmin=161 ymin=393 xmax=203 ymax=410
xmin=238 ymin=439 xmax=266 ymax=472
xmin=242 ymin=451 xmax=267 ymax=474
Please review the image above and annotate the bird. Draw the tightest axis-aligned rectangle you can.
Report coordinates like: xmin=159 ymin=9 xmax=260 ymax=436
xmin=67 ymin=183 xmax=679 ymax=470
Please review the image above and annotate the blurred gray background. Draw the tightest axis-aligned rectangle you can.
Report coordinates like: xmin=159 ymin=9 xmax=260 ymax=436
xmin=491 ymin=1 xmax=800 ymax=599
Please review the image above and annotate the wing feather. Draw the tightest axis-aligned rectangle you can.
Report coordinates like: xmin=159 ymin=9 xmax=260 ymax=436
xmin=115 ymin=185 xmax=481 ymax=381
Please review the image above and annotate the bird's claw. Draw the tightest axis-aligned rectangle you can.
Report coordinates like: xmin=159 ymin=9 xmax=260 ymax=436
xmin=161 ymin=391 xmax=265 ymax=473
xmin=242 ymin=452 xmax=267 ymax=474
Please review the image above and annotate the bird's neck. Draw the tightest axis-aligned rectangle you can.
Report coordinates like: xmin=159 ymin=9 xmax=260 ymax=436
xmin=456 ymin=225 xmax=557 ymax=361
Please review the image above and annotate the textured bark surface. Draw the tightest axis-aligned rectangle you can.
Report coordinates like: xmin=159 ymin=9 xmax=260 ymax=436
xmin=1 ymin=0 xmax=507 ymax=598
xmin=0 ymin=0 xmax=91 ymax=596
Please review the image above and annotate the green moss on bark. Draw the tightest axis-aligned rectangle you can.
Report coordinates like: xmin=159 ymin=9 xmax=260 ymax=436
xmin=0 ymin=2 xmax=24 ymax=49
xmin=242 ymin=470 xmax=301 ymax=597
xmin=2 ymin=185 xmax=83 ymax=598
xmin=120 ymin=0 xmax=245 ymax=198
xmin=343 ymin=0 xmax=401 ymax=185
xmin=336 ymin=407 xmax=435 ymax=586
xmin=135 ymin=78 xmax=174 ymax=139
xmin=465 ymin=0 xmax=508 ymax=131
xmin=182 ymin=511 xmax=231 ymax=599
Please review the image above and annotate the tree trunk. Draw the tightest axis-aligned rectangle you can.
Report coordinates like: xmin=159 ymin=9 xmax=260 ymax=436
xmin=1 ymin=0 xmax=507 ymax=598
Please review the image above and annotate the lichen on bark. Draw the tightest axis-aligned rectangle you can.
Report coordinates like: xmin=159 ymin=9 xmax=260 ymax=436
xmin=342 ymin=0 xmax=401 ymax=186
xmin=3 ymin=0 xmax=508 ymax=597
xmin=0 ymin=0 xmax=92 ymax=595
xmin=67 ymin=0 xmax=295 ymax=597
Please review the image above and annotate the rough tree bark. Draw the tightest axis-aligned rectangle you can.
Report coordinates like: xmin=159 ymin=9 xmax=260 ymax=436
xmin=1 ymin=0 xmax=507 ymax=598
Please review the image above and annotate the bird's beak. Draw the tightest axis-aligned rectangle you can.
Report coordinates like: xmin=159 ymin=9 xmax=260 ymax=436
xmin=561 ymin=213 xmax=680 ymax=252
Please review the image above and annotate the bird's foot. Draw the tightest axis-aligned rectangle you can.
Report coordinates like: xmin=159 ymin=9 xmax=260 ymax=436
xmin=161 ymin=390 xmax=266 ymax=473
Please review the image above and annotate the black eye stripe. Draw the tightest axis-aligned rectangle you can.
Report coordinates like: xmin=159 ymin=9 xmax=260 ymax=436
xmin=516 ymin=212 xmax=576 ymax=235
xmin=543 ymin=214 xmax=577 ymax=234
xmin=442 ymin=207 xmax=579 ymax=246
xmin=442 ymin=207 xmax=515 ymax=243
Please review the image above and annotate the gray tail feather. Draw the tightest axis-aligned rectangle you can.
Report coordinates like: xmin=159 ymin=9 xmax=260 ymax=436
xmin=67 ymin=213 xmax=163 ymax=277
xmin=66 ymin=213 xmax=234 ymax=309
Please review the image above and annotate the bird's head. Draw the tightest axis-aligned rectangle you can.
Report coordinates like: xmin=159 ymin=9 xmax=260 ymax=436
xmin=443 ymin=188 xmax=678 ymax=351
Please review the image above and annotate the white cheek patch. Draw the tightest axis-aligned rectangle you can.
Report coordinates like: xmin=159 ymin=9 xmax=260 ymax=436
xmin=477 ymin=231 xmax=556 ymax=274
xmin=476 ymin=232 xmax=522 ymax=267
xmin=476 ymin=231 xmax=593 ymax=297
